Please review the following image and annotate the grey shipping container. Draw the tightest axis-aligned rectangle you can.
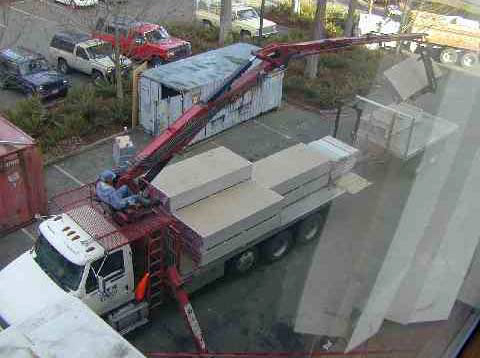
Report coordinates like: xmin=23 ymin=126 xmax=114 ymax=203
xmin=139 ymin=43 xmax=284 ymax=142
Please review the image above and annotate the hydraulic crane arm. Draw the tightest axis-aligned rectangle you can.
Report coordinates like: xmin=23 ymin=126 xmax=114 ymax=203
xmin=118 ymin=33 xmax=424 ymax=186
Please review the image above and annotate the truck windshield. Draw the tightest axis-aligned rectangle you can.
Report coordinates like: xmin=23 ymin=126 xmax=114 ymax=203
xmin=19 ymin=59 xmax=49 ymax=76
xmin=144 ymin=27 xmax=170 ymax=43
xmin=87 ymin=43 xmax=113 ymax=59
xmin=237 ymin=9 xmax=258 ymax=20
xmin=34 ymin=234 xmax=84 ymax=292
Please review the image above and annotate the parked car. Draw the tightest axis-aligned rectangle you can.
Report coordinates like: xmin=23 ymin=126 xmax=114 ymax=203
xmin=55 ymin=0 xmax=98 ymax=7
xmin=49 ymin=31 xmax=131 ymax=83
xmin=93 ymin=17 xmax=191 ymax=66
xmin=0 ymin=47 xmax=69 ymax=98
xmin=196 ymin=2 xmax=278 ymax=39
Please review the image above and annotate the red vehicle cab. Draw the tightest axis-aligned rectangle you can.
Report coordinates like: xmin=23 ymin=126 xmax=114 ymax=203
xmin=93 ymin=16 xmax=191 ymax=66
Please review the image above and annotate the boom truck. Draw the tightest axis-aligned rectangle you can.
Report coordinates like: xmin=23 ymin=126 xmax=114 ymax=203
xmin=0 ymin=33 xmax=423 ymax=354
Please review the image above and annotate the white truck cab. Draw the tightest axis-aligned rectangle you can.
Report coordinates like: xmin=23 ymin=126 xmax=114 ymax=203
xmin=0 ymin=210 xmax=136 ymax=328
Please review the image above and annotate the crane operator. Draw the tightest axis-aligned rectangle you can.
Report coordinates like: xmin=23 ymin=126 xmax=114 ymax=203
xmin=96 ymin=170 xmax=142 ymax=210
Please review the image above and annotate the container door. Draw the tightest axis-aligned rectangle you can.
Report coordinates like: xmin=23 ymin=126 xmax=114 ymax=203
xmin=155 ymin=100 xmax=169 ymax=136
xmin=139 ymin=78 xmax=153 ymax=134
xmin=0 ymin=151 xmax=30 ymax=231
xmin=168 ymin=94 xmax=183 ymax=126
xmin=262 ymin=70 xmax=284 ymax=112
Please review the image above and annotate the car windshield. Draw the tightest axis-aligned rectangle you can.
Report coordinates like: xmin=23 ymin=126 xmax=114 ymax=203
xmin=87 ymin=42 xmax=113 ymax=59
xmin=34 ymin=234 xmax=84 ymax=292
xmin=144 ymin=27 xmax=170 ymax=43
xmin=237 ymin=9 xmax=258 ymax=20
xmin=19 ymin=58 xmax=49 ymax=76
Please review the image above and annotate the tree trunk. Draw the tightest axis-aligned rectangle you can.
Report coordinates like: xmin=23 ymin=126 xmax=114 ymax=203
xmin=396 ymin=0 xmax=411 ymax=55
xmin=304 ymin=0 xmax=327 ymax=79
xmin=114 ymin=26 xmax=124 ymax=100
xmin=219 ymin=0 xmax=232 ymax=47
xmin=344 ymin=0 xmax=357 ymax=37
xmin=291 ymin=0 xmax=300 ymax=15
xmin=368 ymin=0 xmax=374 ymax=14
xmin=258 ymin=0 xmax=265 ymax=46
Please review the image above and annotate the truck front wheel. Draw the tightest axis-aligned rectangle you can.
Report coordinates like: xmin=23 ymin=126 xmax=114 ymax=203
xmin=150 ymin=57 xmax=164 ymax=67
xmin=261 ymin=230 xmax=294 ymax=262
xmin=202 ymin=20 xmax=213 ymax=29
xmin=295 ymin=212 xmax=326 ymax=244
xmin=240 ymin=30 xmax=251 ymax=41
xmin=229 ymin=247 xmax=259 ymax=274
xmin=460 ymin=52 xmax=478 ymax=68
xmin=92 ymin=70 xmax=104 ymax=85
xmin=58 ymin=58 xmax=69 ymax=74
xmin=439 ymin=48 xmax=458 ymax=65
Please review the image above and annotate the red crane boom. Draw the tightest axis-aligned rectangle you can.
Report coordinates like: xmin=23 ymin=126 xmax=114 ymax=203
xmin=118 ymin=33 xmax=424 ymax=187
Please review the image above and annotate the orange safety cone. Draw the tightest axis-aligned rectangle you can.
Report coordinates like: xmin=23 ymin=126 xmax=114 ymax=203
xmin=135 ymin=272 xmax=150 ymax=302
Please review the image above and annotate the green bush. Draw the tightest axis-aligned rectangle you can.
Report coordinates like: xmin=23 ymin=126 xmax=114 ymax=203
xmin=6 ymin=97 xmax=45 ymax=137
xmin=284 ymin=47 xmax=396 ymax=108
xmin=63 ymin=84 xmax=97 ymax=122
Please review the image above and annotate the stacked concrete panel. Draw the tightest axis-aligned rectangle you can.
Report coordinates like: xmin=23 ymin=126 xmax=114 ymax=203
xmin=252 ymin=143 xmax=331 ymax=210
xmin=151 ymin=147 xmax=252 ymax=211
xmin=308 ymin=136 xmax=359 ymax=179
xmin=174 ymin=181 xmax=284 ymax=265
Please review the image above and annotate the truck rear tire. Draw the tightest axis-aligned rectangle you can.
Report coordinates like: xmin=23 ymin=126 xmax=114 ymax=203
xmin=295 ymin=212 xmax=326 ymax=244
xmin=460 ymin=52 xmax=478 ymax=68
xmin=229 ymin=247 xmax=259 ymax=274
xmin=261 ymin=230 xmax=294 ymax=262
xmin=439 ymin=48 xmax=458 ymax=65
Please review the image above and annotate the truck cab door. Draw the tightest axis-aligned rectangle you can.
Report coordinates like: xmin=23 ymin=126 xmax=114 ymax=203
xmin=128 ymin=31 xmax=145 ymax=59
xmin=82 ymin=247 xmax=134 ymax=316
xmin=73 ymin=46 xmax=91 ymax=74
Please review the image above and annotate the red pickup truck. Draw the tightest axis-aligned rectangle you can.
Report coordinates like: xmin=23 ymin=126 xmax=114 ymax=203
xmin=93 ymin=17 xmax=191 ymax=65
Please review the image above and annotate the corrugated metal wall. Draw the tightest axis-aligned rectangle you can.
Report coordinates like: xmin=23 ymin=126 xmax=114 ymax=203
xmin=140 ymin=69 xmax=284 ymax=143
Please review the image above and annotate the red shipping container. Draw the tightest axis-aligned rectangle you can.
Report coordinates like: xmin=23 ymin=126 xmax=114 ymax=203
xmin=0 ymin=116 xmax=47 ymax=235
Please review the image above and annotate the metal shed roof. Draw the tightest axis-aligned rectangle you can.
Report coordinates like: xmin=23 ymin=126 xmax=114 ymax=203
xmin=142 ymin=43 xmax=260 ymax=91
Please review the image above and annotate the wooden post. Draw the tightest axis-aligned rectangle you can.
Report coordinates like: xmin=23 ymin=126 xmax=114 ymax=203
xmin=132 ymin=61 xmax=148 ymax=128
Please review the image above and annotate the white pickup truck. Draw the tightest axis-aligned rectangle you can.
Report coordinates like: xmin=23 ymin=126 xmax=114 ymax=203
xmin=0 ymin=137 xmax=363 ymax=336
xmin=49 ymin=31 xmax=131 ymax=83
xmin=196 ymin=2 xmax=278 ymax=39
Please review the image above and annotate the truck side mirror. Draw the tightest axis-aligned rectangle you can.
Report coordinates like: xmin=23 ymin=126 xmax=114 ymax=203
xmin=98 ymin=275 xmax=107 ymax=295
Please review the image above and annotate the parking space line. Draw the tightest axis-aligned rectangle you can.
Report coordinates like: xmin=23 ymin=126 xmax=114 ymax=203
xmin=54 ymin=165 xmax=85 ymax=186
xmin=21 ymin=228 xmax=36 ymax=242
xmin=254 ymin=119 xmax=293 ymax=140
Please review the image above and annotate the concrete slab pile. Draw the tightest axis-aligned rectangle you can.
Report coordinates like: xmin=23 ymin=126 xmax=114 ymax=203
xmin=252 ymin=143 xmax=332 ymax=210
xmin=308 ymin=136 xmax=359 ymax=180
xmin=154 ymin=139 xmax=359 ymax=267
xmin=151 ymin=147 xmax=252 ymax=211
xmin=175 ymin=181 xmax=283 ymax=264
